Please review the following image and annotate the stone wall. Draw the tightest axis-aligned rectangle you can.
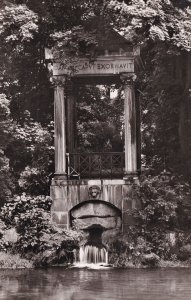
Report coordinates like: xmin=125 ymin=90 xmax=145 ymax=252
xmin=50 ymin=178 xmax=141 ymax=232
xmin=70 ymin=200 xmax=122 ymax=230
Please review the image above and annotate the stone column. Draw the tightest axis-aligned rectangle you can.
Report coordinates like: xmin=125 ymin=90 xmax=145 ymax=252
xmin=65 ymin=79 xmax=77 ymax=153
xmin=54 ymin=77 xmax=67 ymax=178
xmin=121 ymin=74 xmax=137 ymax=178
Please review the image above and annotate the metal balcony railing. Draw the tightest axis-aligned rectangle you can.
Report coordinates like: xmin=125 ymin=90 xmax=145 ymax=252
xmin=67 ymin=152 xmax=125 ymax=179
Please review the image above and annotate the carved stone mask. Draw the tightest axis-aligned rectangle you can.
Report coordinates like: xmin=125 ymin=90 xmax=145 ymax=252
xmin=88 ymin=185 xmax=101 ymax=199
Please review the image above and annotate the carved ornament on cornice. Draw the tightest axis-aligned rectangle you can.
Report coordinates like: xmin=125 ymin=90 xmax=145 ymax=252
xmin=120 ymin=73 xmax=137 ymax=86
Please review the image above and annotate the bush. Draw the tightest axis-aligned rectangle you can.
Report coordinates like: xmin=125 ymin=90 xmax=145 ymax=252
xmin=0 ymin=194 xmax=83 ymax=266
xmin=178 ymin=244 xmax=191 ymax=261
xmin=0 ymin=194 xmax=52 ymax=253
xmin=132 ymin=175 xmax=188 ymax=227
xmin=0 ymin=251 xmax=33 ymax=269
xmin=108 ymin=175 xmax=191 ymax=265
xmin=0 ymin=194 xmax=52 ymax=226
xmin=108 ymin=233 xmax=151 ymax=267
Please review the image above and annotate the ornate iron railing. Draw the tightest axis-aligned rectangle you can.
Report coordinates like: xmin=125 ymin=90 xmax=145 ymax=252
xmin=67 ymin=152 xmax=125 ymax=179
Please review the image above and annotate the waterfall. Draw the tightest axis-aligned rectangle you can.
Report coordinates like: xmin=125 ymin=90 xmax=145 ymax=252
xmin=76 ymin=245 xmax=108 ymax=265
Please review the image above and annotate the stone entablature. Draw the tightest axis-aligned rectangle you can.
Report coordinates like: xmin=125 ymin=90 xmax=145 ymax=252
xmin=53 ymin=56 xmax=134 ymax=76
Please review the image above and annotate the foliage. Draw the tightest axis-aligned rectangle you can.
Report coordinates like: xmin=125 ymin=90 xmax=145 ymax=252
xmin=132 ymin=175 xmax=183 ymax=227
xmin=77 ymin=85 xmax=124 ymax=152
xmin=0 ymin=2 xmax=54 ymax=199
xmin=0 ymin=94 xmax=15 ymax=205
xmin=0 ymin=194 xmax=51 ymax=253
xmin=106 ymin=0 xmax=191 ymax=51
xmin=131 ymin=175 xmax=191 ymax=257
xmin=108 ymin=233 xmax=150 ymax=267
xmin=0 ymin=94 xmax=12 ymax=148
xmin=0 ymin=251 xmax=33 ymax=269
xmin=0 ymin=4 xmax=38 ymax=44
xmin=0 ymin=91 xmax=54 ymax=200
xmin=107 ymin=175 xmax=191 ymax=265
xmin=138 ymin=43 xmax=190 ymax=175
xmin=0 ymin=194 xmax=82 ymax=266
xmin=0 ymin=1 xmax=52 ymax=124
xmin=9 ymin=116 xmax=54 ymax=195
xmin=0 ymin=194 xmax=52 ymax=226
xmin=0 ymin=153 xmax=14 ymax=207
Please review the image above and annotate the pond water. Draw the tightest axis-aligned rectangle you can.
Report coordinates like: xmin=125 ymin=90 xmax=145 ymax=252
xmin=0 ymin=267 xmax=191 ymax=300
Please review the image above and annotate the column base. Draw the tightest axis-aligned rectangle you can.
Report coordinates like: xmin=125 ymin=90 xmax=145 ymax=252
xmin=54 ymin=172 xmax=68 ymax=180
xmin=123 ymin=172 xmax=139 ymax=183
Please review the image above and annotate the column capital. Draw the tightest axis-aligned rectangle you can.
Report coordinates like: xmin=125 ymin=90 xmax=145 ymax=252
xmin=52 ymin=75 xmax=66 ymax=87
xmin=120 ymin=73 xmax=137 ymax=86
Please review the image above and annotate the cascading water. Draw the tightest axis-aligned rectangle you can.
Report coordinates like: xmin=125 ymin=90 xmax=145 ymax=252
xmin=73 ymin=227 xmax=110 ymax=268
xmin=79 ymin=245 xmax=108 ymax=265
xmin=73 ymin=245 xmax=109 ymax=268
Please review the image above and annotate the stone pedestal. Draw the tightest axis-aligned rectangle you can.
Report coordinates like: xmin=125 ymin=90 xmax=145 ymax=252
xmin=50 ymin=179 xmax=141 ymax=231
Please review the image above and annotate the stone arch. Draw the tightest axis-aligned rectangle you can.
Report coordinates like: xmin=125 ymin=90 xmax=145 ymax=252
xmin=69 ymin=200 xmax=122 ymax=231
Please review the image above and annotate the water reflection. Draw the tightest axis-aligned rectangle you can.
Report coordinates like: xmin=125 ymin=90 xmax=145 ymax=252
xmin=0 ymin=268 xmax=191 ymax=299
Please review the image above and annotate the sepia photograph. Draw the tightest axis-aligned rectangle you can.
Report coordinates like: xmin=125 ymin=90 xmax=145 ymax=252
xmin=0 ymin=0 xmax=191 ymax=299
